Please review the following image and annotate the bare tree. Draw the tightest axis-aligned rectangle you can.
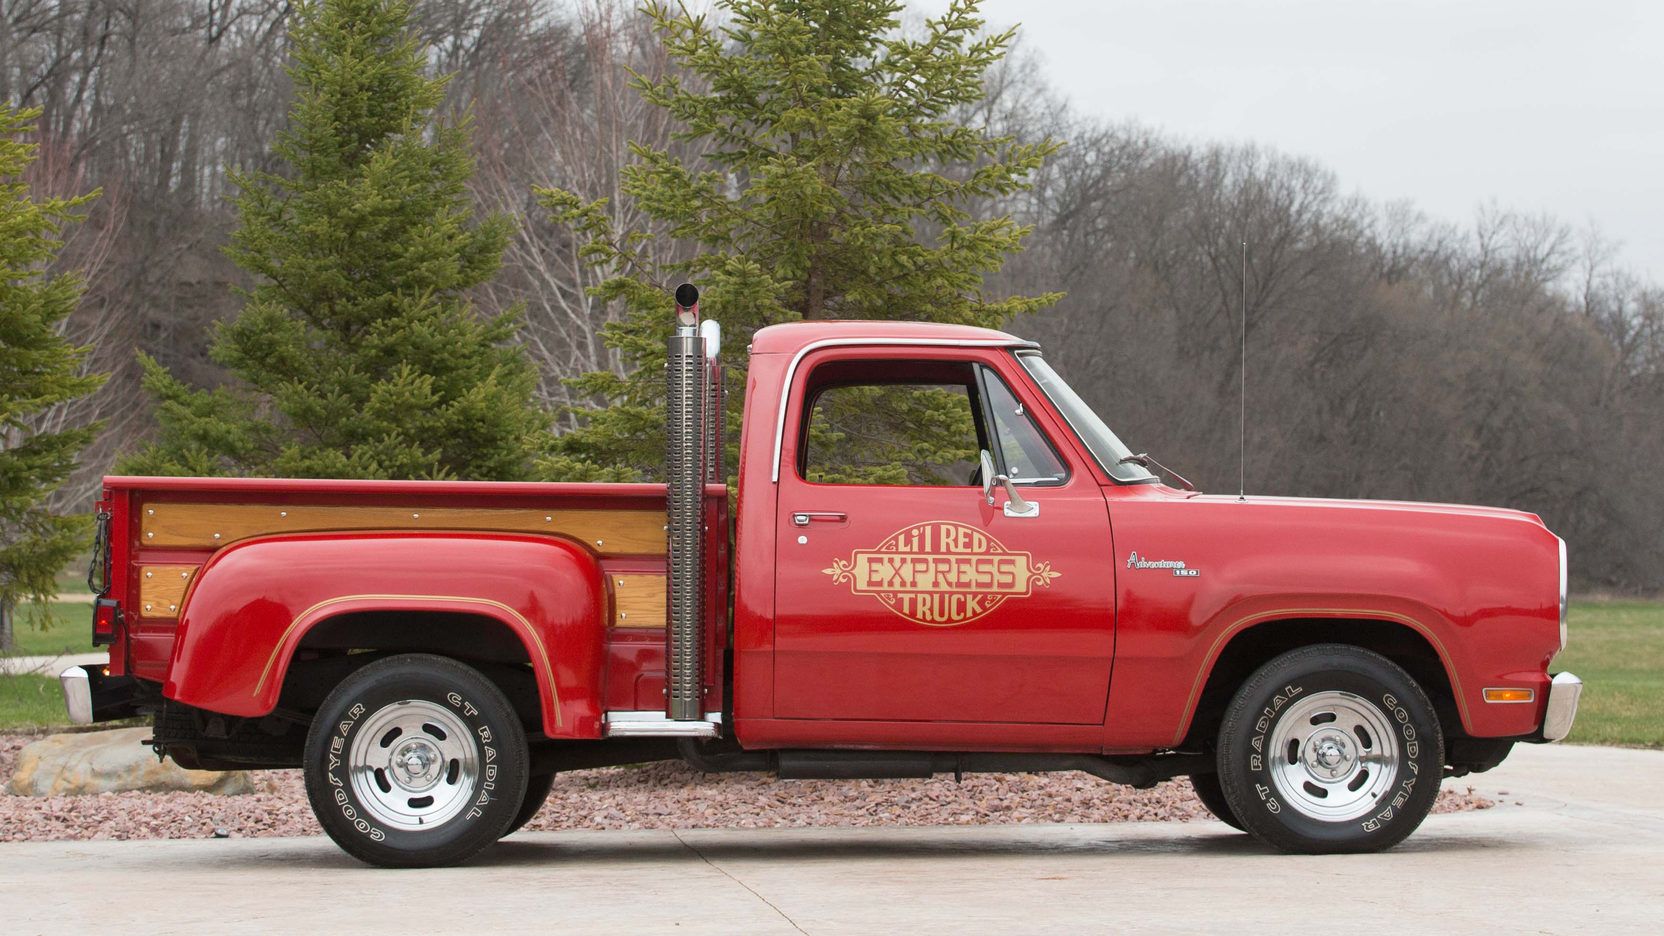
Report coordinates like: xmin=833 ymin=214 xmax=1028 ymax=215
xmin=465 ymin=1 xmax=698 ymax=421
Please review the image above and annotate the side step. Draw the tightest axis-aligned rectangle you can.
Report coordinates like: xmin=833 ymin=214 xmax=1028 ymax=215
xmin=773 ymin=750 xmax=1209 ymax=788
xmin=672 ymin=739 xmax=1211 ymax=789
xmin=604 ymin=710 xmax=721 ymax=738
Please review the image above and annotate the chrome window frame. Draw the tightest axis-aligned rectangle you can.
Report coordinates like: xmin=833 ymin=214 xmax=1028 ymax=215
xmin=974 ymin=363 xmax=1071 ymax=487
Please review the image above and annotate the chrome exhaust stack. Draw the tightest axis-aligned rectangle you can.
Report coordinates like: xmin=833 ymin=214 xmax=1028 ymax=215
xmin=665 ymin=283 xmax=711 ymax=721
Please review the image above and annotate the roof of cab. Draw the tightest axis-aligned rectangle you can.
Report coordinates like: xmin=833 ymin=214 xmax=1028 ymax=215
xmin=748 ymin=320 xmax=1032 ymax=355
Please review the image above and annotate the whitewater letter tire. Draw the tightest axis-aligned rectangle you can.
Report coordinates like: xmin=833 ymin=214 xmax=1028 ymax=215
xmin=303 ymin=653 xmax=529 ymax=868
xmin=1217 ymin=644 xmax=1443 ymax=854
xmin=503 ymin=772 xmax=557 ymax=837
xmin=1187 ymin=772 xmax=1244 ymax=831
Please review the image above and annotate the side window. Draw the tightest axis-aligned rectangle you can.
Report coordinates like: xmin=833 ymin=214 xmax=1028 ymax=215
xmin=800 ymin=361 xmax=983 ymax=486
xmin=981 ymin=368 xmax=1068 ymax=484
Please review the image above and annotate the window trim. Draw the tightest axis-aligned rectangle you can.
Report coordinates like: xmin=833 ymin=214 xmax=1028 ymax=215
xmin=770 ymin=337 xmax=1038 ymax=482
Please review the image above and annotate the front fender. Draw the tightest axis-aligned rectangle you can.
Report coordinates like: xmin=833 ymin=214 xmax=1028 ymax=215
xmin=1102 ymin=489 xmax=1562 ymax=749
xmin=165 ymin=530 xmax=606 ymax=739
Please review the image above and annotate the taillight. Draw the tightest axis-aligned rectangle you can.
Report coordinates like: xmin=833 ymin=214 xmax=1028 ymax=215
xmin=92 ymin=598 xmax=122 ymax=646
xmin=88 ymin=505 xmax=117 ymax=646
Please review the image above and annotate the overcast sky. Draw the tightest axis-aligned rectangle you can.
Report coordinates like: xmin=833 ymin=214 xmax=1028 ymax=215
xmin=977 ymin=0 xmax=1663 ymax=283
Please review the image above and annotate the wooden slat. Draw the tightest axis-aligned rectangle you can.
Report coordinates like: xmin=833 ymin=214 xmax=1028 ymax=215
xmin=141 ymin=503 xmax=666 ymax=556
xmin=138 ymin=565 xmax=198 ymax=618
xmin=611 ymin=573 xmax=667 ymax=629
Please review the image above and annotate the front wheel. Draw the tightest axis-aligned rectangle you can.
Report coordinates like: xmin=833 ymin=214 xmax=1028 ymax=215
xmin=303 ymin=653 xmax=529 ymax=868
xmin=1216 ymin=645 xmax=1443 ymax=854
xmin=1187 ymin=771 xmax=1244 ymax=831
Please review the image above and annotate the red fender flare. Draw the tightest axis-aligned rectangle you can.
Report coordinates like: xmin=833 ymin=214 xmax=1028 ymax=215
xmin=165 ymin=530 xmax=606 ymax=738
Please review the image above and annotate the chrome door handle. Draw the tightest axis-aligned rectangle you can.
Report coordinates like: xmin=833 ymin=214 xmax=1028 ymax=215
xmin=792 ymin=511 xmax=847 ymax=526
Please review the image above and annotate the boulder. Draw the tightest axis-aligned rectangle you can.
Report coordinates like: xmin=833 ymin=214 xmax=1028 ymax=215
xmin=7 ymin=727 xmax=254 ymax=796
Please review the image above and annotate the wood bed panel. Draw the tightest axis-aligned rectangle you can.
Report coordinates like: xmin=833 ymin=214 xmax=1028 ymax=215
xmin=138 ymin=565 xmax=198 ymax=618
xmin=611 ymin=573 xmax=667 ymax=629
xmin=140 ymin=503 xmax=666 ymax=556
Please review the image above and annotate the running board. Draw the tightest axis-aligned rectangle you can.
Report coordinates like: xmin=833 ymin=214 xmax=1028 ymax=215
xmin=604 ymin=710 xmax=722 ymax=738
xmin=672 ymin=739 xmax=1210 ymax=788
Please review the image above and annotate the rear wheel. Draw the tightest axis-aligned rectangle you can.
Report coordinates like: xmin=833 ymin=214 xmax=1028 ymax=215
xmin=1217 ymin=644 xmax=1443 ymax=854
xmin=303 ymin=653 xmax=529 ymax=868
xmin=503 ymin=772 xmax=556 ymax=837
xmin=1187 ymin=771 xmax=1244 ymax=831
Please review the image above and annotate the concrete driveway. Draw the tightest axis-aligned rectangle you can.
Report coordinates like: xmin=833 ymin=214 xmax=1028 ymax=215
xmin=2 ymin=743 xmax=1659 ymax=934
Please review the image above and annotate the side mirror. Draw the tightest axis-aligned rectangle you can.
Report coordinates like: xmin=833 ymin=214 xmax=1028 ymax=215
xmin=979 ymin=449 xmax=1039 ymax=518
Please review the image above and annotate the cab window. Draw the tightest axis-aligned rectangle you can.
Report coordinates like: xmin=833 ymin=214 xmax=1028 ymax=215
xmin=799 ymin=359 xmax=983 ymax=486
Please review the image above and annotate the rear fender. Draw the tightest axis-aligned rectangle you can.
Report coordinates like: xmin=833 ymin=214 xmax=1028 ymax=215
xmin=164 ymin=531 xmax=607 ymax=739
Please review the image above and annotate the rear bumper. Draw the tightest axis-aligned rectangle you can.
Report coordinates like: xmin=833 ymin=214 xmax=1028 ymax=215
xmin=1538 ymin=671 xmax=1583 ymax=742
xmin=59 ymin=665 xmax=142 ymax=726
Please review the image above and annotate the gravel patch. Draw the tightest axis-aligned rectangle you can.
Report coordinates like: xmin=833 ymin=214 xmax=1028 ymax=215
xmin=0 ymin=733 xmax=1491 ymax=842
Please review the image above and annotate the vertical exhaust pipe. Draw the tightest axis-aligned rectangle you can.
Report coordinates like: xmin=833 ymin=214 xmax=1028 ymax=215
xmin=701 ymin=318 xmax=724 ymax=483
xmin=665 ymin=283 xmax=705 ymax=720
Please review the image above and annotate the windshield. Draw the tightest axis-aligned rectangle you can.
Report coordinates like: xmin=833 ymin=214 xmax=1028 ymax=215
xmin=1015 ymin=350 xmax=1156 ymax=484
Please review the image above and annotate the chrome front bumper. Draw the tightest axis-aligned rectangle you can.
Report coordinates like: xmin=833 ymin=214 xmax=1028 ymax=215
xmin=1540 ymin=671 xmax=1583 ymax=742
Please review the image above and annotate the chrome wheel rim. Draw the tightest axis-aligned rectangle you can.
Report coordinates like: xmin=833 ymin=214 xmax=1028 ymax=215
xmin=347 ymin=699 xmax=478 ymax=832
xmin=1267 ymin=690 xmax=1399 ymax=822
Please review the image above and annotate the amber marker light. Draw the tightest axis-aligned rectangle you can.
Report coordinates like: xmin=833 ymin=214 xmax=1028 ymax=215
xmin=1482 ymin=687 xmax=1536 ymax=703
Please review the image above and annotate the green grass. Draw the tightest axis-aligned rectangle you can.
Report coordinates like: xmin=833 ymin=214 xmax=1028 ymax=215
xmin=2 ymin=600 xmax=97 ymax=730
xmin=1556 ymin=600 xmax=1664 ymax=748
xmin=0 ymin=674 xmax=73 ymax=730
xmin=3 ymin=603 xmax=94 ymax=658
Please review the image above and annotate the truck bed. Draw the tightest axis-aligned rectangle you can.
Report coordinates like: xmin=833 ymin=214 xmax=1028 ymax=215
xmin=100 ymin=476 xmax=727 ymax=709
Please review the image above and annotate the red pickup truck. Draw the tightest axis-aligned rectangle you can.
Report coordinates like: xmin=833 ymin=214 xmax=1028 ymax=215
xmin=63 ymin=286 xmax=1581 ymax=867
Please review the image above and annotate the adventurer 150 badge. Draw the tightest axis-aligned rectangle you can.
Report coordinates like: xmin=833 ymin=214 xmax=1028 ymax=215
xmin=822 ymin=521 xmax=1060 ymax=626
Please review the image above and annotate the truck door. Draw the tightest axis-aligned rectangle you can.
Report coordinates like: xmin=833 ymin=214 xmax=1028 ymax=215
xmin=773 ymin=349 xmax=1116 ymax=725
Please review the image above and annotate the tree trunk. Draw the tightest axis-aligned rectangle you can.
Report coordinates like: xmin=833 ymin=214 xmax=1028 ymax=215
xmin=805 ymin=256 xmax=824 ymax=320
xmin=0 ymin=599 xmax=14 ymax=653
xmin=804 ymin=219 xmax=826 ymax=319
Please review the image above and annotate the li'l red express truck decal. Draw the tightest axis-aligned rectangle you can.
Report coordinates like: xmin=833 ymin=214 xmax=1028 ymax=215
xmin=821 ymin=520 xmax=1061 ymax=626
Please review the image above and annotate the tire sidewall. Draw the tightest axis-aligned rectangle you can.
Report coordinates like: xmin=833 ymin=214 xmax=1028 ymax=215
xmin=304 ymin=654 xmax=528 ymax=867
xmin=1188 ymin=771 xmax=1245 ymax=832
xmin=1219 ymin=647 xmax=1443 ymax=852
xmin=505 ymin=772 xmax=558 ymax=837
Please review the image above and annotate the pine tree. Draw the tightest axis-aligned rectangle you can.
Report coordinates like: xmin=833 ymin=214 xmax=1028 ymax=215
xmin=122 ymin=0 xmax=548 ymax=481
xmin=0 ymin=105 xmax=105 ymax=651
xmin=538 ymin=0 xmax=1060 ymax=479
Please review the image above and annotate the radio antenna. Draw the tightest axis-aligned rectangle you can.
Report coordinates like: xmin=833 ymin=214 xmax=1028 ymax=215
xmin=1238 ymin=238 xmax=1248 ymax=503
